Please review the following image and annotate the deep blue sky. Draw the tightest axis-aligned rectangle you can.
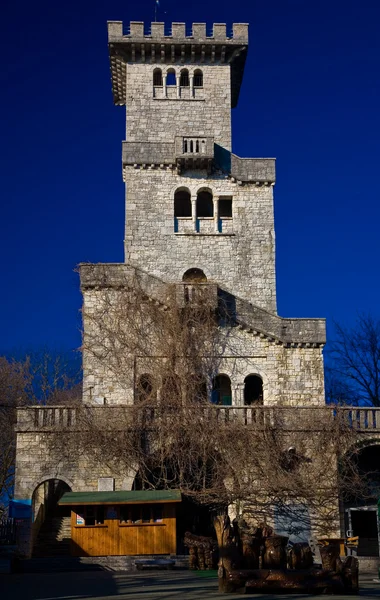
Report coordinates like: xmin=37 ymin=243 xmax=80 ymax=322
xmin=1 ymin=0 xmax=380 ymax=354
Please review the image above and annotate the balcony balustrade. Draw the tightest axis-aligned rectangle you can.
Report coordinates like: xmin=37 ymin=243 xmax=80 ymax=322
xmin=175 ymin=136 xmax=214 ymax=172
xmin=15 ymin=405 xmax=380 ymax=433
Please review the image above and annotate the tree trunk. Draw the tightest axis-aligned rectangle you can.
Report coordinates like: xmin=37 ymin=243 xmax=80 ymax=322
xmin=214 ymin=514 xmax=238 ymax=593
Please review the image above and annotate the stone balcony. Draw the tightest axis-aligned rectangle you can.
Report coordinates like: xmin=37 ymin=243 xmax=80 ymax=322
xmin=175 ymin=136 xmax=214 ymax=173
xmin=122 ymin=140 xmax=275 ymax=183
xmin=16 ymin=405 xmax=380 ymax=433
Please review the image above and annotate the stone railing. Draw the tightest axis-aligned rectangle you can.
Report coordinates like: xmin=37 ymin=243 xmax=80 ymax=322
xmin=16 ymin=405 xmax=380 ymax=433
xmin=175 ymin=136 xmax=214 ymax=157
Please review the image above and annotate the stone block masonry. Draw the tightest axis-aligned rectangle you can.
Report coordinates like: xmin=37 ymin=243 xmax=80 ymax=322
xmin=123 ymin=168 xmax=277 ymax=312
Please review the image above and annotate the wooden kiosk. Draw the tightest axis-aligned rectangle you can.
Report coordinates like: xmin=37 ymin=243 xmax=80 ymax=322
xmin=58 ymin=489 xmax=181 ymax=556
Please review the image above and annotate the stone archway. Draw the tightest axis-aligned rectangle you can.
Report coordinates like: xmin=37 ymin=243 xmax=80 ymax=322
xmin=344 ymin=441 xmax=380 ymax=557
xmin=31 ymin=478 xmax=72 ymax=557
xmin=32 ymin=478 xmax=72 ymax=521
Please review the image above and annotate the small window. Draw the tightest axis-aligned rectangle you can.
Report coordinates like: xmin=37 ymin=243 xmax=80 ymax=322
xmin=153 ymin=68 xmax=163 ymax=86
xmin=82 ymin=506 xmax=104 ymax=526
xmin=194 ymin=69 xmax=203 ymax=87
xmin=153 ymin=506 xmax=163 ymax=522
xmin=219 ymin=198 xmax=232 ymax=218
xmin=174 ymin=189 xmax=191 ymax=217
xmin=196 ymin=190 xmax=213 ymax=218
xmin=166 ymin=70 xmax=176 ymax=86
xmin=180 ymin=69 xmax=190 ymax=87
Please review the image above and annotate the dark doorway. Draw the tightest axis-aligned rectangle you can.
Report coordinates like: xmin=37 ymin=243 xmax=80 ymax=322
xmin=176 ymin=496 xmax=216 ymax=553
xmin=244 ymin=375 xmax=263 ymax=405
xmin=350 ymin=510 xmax=379 ymax=557
xmin=182 ymin=268 xmax=207 ymax=283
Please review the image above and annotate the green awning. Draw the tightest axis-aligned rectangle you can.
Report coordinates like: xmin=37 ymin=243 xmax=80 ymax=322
xmin=58 ymin=489 xmax=181 ymax=506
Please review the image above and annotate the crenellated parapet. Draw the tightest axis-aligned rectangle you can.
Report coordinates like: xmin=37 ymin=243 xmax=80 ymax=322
xmin=108 ymin=21 xmax=248 ymax=42
xmin=107 ymin=21 xmax=248 ymax=107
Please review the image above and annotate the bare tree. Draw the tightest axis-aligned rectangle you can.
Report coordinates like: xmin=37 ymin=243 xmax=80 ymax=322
xmin=0 ymin=352 xmax=80 ymax=513
xmin=62 ymin=269 xmax=365 ymax=536
xmin=41 ymin=267 xmax=368 ymax=592
xmin=0 ymin=357 xmax=32 ymax=513
xmin=328 ymin=314 xmax=380 ymax=407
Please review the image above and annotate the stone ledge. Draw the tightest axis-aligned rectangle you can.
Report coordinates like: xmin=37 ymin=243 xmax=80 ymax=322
xmin=79 ymin=263 xmax=325 ymax=345
xmin=122 ymin=141 xmax=276 ymax=183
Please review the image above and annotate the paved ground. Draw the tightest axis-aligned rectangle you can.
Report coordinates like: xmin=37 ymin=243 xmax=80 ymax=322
xmin=1 ymin=570 xmax=379 ymax=600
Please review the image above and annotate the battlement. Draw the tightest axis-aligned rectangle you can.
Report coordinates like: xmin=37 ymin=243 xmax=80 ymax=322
xmin=108 ymin=21 xmax=248 ymax=43
xmin=108 ymin=21 xmax=248 ymax=107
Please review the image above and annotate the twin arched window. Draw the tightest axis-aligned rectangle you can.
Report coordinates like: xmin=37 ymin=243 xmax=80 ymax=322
xmin=174 ymin=188 xmax=214 ymax=219
xmin=166 ymin=69 xmax=176 ymax=86
xmin=180 ymin=69 xmax=189 ymax=87
xmin=153 ymin=68 xmax=163 ymax=86
xmin=196 ymin=190 xmax=213 ymax=217
xmin=174 ymin=189 xmax=191 ymax=217
xmin=193 ymin=69 xmax=203 ymax=87
xmin=152 ymin=68 xmax=203 ymax=88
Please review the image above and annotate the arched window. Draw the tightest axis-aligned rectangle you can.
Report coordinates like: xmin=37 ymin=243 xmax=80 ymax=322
xmin=180 ymin=69 xmax=189 ymax=87
xmin=194 ymin=69 xmax=203 ymax=87
xmin=174 ymin=189 xmax=191 ymax=217
xmin=182 ymin=268 xmax=207 ymax=283
xmin=244 ymin=375 xmax=263 ymax=405
xmin=196 ymin=190 xmax=213 ymax=217
xmin=212 ymin=375 xmax=232 ymax=405
xmin=153 ymin=68 xmax=163 ymax=86
xmin=136 ymin=374 xmax=156 ymax=403
xmin=162 ymin=375 xmax=181 ymax=406
xmin=166 ymin=69 xmax=176 ymax=86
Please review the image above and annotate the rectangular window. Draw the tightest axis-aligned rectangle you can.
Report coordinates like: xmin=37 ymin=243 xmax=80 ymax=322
xmin=219 ymin=198 xmax=232 ymax=218
xmin=79 ymin=506 xmax=105 ymax=526
xmin=119 ymin=504 xmax=163 ymax=524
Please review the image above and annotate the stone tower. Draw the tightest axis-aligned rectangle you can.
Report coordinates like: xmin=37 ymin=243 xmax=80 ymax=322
xmin=13 ymin=22 xmax=331 ymax=546
xmin=79 ymin=20 xmax=326 ymax=406
xmin=108 ymin=21 xmax=276 ymax=311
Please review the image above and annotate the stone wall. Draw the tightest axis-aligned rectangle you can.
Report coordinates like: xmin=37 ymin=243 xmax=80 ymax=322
xmin=125 ymin=64 xmax=232 ymax=150
xmin=14 ymin=429 xmax=135 ymax=501
xmin=80 ymin=270 xmax=325 ymax=406
xmin=123 ymin=169 xmax=277 ymax=312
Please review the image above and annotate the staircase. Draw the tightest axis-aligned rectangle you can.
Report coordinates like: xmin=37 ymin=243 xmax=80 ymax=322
xmin=33 ymin=516 xmax=71 ymax=557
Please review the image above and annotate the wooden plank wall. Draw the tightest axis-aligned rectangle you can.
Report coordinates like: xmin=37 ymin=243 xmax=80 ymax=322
xmin=70 ymin=504 xmax=177 ymax=556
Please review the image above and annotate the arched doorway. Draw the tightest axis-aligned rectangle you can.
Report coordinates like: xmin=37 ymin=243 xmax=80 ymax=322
xmin=136 ymin=373 xmax=156 ymax=403
xmin=32 ymin=479 xmax=71 ymax=520
xmin=212 ymin=375 xmax=232 ymax=405
xmin=344 ymin=443 xmax=380 ymax=557
xmin=182 ymin=268 xmax=207 ymax=283
xmin=32 ymin=478 xmax=72 ymax=557
xmin=244 ymin=375 xmax=263 ymax=405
